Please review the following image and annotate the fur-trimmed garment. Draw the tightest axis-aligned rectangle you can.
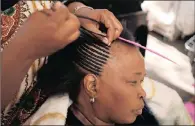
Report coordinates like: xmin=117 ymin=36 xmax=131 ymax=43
xmin=24 ymin=77 xmax=194 ymax=125
xmin=1 ymin=1 xmax=193 ymax=125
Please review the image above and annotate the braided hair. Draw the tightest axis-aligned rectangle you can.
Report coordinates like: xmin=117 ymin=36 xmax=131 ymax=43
xmin=36 ymin=27 xmax=134 ymax=101
xmin=36 ymin=27 xmax=159 ymax=125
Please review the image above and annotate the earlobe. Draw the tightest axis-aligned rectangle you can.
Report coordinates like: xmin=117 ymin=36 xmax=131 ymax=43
xmin=83 ymin=74 xmax=98 ymax=98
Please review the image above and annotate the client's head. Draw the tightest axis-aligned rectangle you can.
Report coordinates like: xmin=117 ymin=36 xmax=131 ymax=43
xmin=38 ymin=28 xmax=146 ymax=124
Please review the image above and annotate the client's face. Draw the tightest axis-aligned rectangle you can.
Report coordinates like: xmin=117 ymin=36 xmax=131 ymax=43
xmin=88 ymin=41 xmax=146 ymax=124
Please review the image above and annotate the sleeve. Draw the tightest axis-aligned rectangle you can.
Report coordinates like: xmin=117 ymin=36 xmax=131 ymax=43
xmin=1 ymin=0 xmax=20 ymax=11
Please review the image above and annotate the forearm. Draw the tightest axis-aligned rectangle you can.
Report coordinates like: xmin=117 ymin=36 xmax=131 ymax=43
xmin=67 ymin=1 xmax=94 ymax=26
xmin=2 ymin=39 xmax=34 ymax=109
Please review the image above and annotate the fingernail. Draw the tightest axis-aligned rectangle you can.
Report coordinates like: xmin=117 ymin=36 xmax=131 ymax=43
xmin=102 ymin=37 xmax=109 ymax=45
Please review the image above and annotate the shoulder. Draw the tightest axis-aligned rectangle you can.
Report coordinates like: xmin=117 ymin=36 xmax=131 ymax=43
xmin=25 ymin=94 xmax=72 ymax=125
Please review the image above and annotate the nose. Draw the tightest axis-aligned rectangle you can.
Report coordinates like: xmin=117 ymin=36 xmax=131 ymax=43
xmin=138 ymin=87 xmax=146 ymax=99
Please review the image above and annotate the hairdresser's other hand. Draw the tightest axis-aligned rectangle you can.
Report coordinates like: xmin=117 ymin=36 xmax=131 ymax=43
xmin=77 ymin=9 xmax=123 ymax=45
xmin=13 ymin=2 xmax=80 ymax=60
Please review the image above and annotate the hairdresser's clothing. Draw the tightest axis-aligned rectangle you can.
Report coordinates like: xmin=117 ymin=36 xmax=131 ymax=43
xmin=1 ymin=1 xmax=53 ymax=125
xmin=2 ymin=0 xmax=143 ymax=15
xmin=24 ymin=77 xmax=194 ymax=125
xmin=1 ymin=1 xmax=192 ymax=125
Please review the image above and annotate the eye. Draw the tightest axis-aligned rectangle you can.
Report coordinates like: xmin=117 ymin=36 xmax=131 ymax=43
xmin=128 ymin=81 xmax=137 ymax=85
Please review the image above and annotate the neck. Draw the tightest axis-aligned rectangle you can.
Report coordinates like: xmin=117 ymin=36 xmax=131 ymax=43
xmin=74 ymin=93 xmax=114 ymax=126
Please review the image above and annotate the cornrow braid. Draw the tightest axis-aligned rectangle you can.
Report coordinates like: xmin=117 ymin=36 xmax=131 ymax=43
xmin=36 ymin=27 xmax=135 ymax=102
xmin=36 ymin=26 xmax=159 ymax=126
xmin=71 ymin=29 xmax=111 ymax=76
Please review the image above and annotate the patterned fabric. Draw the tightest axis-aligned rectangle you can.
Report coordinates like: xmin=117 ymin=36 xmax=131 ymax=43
xmin=1 ymin=0 xmax=27 ymax=51
xmin=1 ymin=1 xmax=53 ymax=125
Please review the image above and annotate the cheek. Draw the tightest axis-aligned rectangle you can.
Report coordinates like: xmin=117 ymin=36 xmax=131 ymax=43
xmin=109 ymin=84 xmax=140 ymax=123
xmin=110 ymin=84 xmax=139 ymax=112
xmin=98 ymin=80 xmax=139 ymax=121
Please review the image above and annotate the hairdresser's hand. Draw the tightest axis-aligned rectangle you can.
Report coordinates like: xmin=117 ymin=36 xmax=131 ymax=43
xmin=76 ymin=9 xmax=123 ymax=45
xmin=13 ymin=2 xmax=80 ymax=60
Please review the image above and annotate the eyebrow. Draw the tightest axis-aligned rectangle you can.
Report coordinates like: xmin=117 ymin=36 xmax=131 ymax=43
xmin=133 ymin=72 xmax=142 ymax=75
xmin=133 ymin=73 xmax=146 ymax=76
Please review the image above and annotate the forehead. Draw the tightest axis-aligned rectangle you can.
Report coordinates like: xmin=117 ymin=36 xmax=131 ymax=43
xmin=102 ymin=41 xmax=145 ymax=78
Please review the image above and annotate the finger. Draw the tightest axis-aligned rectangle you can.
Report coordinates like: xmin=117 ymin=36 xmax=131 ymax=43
xmin=40 ymin=9 xmax=53 ymax=16
xmin=99 ymin=10 xmax=115 ymax=44
xmin=88 ymin=26 xmax=109 ymax=45
xmin=51 ymin=3 xmax=69 ymax=23
xmin=59 ymin=14 xmax=80 ymax=39
xmin=108 ymin=12 xmax=123 ymax=39
xmin=66 ymin=30 xmax=80 ymax=45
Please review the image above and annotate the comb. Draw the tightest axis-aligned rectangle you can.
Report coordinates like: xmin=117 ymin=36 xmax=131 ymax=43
xmin=59 ymin=1 xmax=177 ymax=65
xmin=80 ymin=26 xmax=178 ymax=65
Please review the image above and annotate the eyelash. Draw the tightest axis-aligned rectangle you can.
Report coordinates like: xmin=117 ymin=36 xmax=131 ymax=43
xmin=131 ymin=81 xmax=137 ymax=84
xmin=129 ymin=80 xmax=144 ymax=85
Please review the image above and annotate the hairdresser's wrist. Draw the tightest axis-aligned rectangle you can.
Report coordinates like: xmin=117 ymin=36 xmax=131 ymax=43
xmin=76 ymin=8 xmax=95 ymax=27
xmin=67 ymin=2 xmax=94 ymax=24
xmin=67 ymin=2 xmax=87 ymax=14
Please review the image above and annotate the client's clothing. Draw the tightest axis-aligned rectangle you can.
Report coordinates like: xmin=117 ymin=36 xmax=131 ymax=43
xmin=1 ymin=1 xmax=146 ymax=125
xmin=65 ymin=105 xmax=159 ymax=126
xmin=1 ymin=0 xmax=193 ymax=125
xmin=66 ymin=107 xmax=84 ymax=126
xmin=24 ymin=77 xmax=194 ymax=125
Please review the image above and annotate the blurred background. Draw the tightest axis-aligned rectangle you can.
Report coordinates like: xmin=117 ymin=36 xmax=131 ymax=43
xmin=139 ymin=1 xmax=195 ymax=121
xmin=140 ymin=1 xmax=195 ymax=100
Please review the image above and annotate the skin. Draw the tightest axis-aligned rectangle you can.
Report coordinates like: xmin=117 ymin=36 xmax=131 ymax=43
xmin=76 ymin=40 xmax=146 ymax=125
xmin=2 ymin=2 xmax=80 ymax=109
xmin=68 ymin=2 xmax=123 ymax=44
xmin=2 ymin=1 xmax=123 ymax=109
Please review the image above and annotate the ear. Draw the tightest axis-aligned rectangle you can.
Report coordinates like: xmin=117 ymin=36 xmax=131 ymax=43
xmin=83 ymin=74 xmax=99 ymax=98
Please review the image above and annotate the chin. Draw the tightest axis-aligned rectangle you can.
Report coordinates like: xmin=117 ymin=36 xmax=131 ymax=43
xmin=116 ymin=115 xmax=137 ymax=124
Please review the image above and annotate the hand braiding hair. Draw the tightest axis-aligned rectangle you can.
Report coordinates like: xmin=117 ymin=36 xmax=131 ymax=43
xmin=36 ymin=27 xmax=134 ymax=101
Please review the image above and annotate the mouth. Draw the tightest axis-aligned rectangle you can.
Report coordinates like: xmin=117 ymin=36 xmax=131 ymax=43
xmin=134 ymin=109 xmax=143 ymax=115
xmin=134 ymin=106 xmax=144 ymax=115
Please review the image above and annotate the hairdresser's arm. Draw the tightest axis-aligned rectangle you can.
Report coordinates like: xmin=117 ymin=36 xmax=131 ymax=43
xmin=67 ymin=1 xmax=123 ymax=44
xmin=1 ymin=2 xmax=80 ymax=109
xmin=1 ymin=38 xmax=35 ymax=109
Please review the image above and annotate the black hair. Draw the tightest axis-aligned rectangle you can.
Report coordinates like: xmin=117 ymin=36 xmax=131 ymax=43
xmin=36 ymin=27 xmax=159 ymax=125
xmin=36 ymin=27 xmax=135 ymax=102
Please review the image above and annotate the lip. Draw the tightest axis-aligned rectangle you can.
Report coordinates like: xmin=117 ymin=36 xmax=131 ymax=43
xmin=134 ymin=106 xmax=144 ymax=115
xmin=135 ymin=109 xmax=143 ymax=115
